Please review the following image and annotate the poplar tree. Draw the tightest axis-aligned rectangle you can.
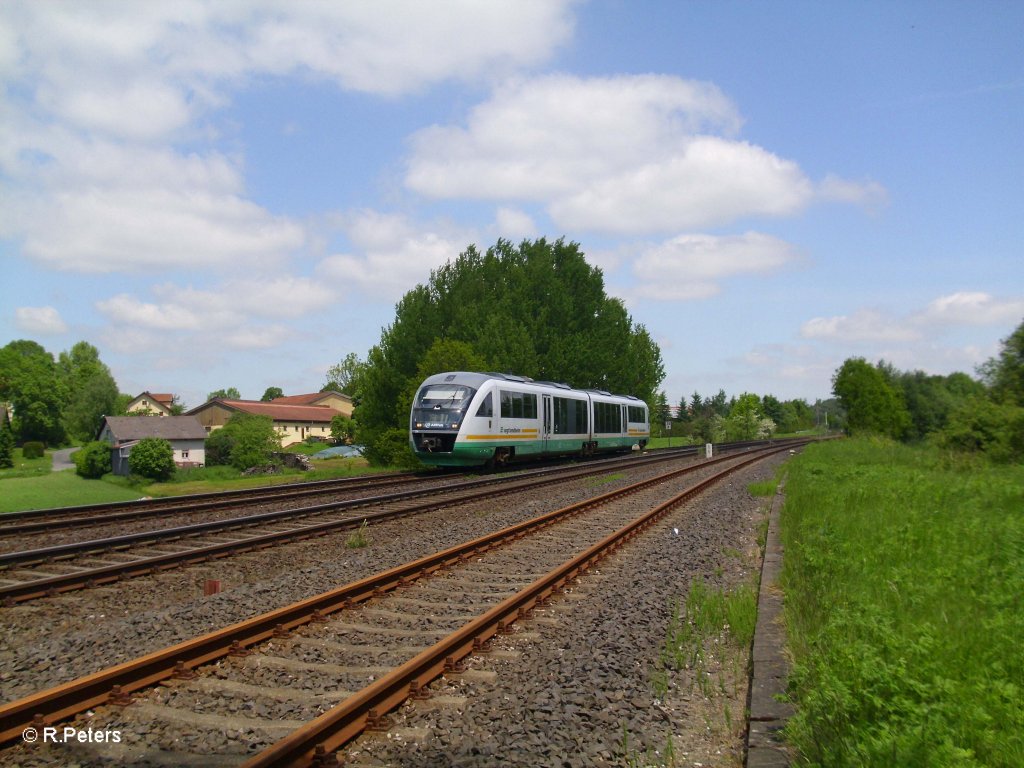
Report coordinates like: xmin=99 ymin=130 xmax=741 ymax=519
xmin=356 ymin=237 xmax=664 ymax=463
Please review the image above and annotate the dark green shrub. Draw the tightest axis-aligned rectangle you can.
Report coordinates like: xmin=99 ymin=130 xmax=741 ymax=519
xmin=0 ymin=410 xmax=14 ymax=469
xmin=22 ymin=441 xmax=45 ymax=459
xmin=363 ymin=428 xmax=420 ymax=469
xmin=204 ymin=428 xmax=236 ymax=466
xmin=127 ymin=437 xmax=175 ymax=480
xmin=74 ymin=441 xmax=112 ymax=478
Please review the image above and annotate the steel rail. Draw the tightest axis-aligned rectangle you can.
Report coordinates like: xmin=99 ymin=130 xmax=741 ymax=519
xmin=0 ymin=446 xmax=710 ymax=604
xmin=244 ymin=447 xmax=787 ymax=766
xmin=0 ymin=442 xmax=804 ymax=747
xmin=0 ymin=436 xmax=797 ymax=533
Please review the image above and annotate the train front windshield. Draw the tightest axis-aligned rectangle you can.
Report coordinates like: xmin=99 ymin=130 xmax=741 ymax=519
xmin=412 ymin=384 xmax=476 ymax=429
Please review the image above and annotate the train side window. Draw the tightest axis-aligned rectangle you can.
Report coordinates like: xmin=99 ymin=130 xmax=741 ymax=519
xmin=499 ymin=390 xmax=537 ymax=419
xmin=476 ymin=392 xmax=493 ymax=417
xmin=553 ymin=397 xmax=587 ymax=434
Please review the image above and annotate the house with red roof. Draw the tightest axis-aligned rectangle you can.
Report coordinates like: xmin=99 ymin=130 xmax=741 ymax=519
xmin=186 ymin=390 xmax=352 ymax=446
xmin=125 ymin=391 xmax=178 ymax=417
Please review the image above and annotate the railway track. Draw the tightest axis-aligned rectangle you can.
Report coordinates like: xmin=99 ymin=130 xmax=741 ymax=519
xmin=0 ymin=446 xmax=717 ymax=605
xmin=0 ymin=442 xmax=803 ymax=765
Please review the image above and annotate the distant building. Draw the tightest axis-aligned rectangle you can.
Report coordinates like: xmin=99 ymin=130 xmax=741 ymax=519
xmin=97 ymin=415 xmax=207 ymax=475
xmin=125 ymin=392 xmax=177 ymax=417
xmin=271 ymin=391 xmax=353 ymax=415
xmin=186 ymin=391 xmax=351 ymax=446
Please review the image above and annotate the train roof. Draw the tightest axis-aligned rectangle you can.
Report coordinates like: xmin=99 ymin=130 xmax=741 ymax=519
xmin=418 ymin=372 xmax=646 ymax=405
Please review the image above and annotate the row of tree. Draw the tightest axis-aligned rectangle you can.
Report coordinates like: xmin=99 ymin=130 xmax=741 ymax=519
xmin=345 ymin=238 xmax=664 ymax=465
xmin=0 ymin=340 xmax=123 ymax=446
xmin=648 ymin=389 xmax=839 ymax=443
xmin=831 ymin=318 xmax=1024 ymax=462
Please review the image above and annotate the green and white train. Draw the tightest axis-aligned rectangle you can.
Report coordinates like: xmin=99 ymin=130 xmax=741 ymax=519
xmin=410 ymin=371 xmax=650 ymax=468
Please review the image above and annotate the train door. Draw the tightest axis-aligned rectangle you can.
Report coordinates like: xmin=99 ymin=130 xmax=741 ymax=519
xmin=542 ymin=394 xmax=553 ymax=454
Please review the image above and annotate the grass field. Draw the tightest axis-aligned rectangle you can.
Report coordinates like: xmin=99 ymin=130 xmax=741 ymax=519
xmin=0 ymin=453 xmax=394 ymax=513
xmin=0 ymin=448 xmax=53 ymax=480
xmin=0 ymin=470 xmax=146 ymax=513
xmin=780 ymin=438 xmax=1023 ymax=767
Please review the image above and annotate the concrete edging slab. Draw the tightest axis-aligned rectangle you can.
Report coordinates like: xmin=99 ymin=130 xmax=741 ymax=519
xmin=746 ymin=483 xmax=795 ymax=768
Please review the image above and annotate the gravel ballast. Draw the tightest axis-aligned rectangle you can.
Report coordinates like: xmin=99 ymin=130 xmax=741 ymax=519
xmin=2 ymin=451 xmax=791 ymax=766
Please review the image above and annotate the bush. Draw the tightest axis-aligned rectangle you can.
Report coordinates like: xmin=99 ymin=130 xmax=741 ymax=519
xmin=362 ymin=428 xmax=421 ymax=469
xmin=205 ymin=428 xmax=236 ymax=466
xmin=934 ymin=396 xmax=1024 ymax=463
xmin=204 ymin=413 xmax=280 ymax=470
xmin=74 ymin=441 xmax=112 ymax=479
xmin=227 ymin=414 xmax=280 ymax=470
xmin=128 ymin=437 xmax=175 ymax=480
xmin=22 ymin=441 xmax=45 ymax=459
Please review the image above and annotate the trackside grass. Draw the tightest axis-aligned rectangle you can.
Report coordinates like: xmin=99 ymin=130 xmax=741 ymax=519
xmin=780 ymin=438 xmax=1023 ymax=767
xmin=0 ymin=470 xmax=145 ymax=513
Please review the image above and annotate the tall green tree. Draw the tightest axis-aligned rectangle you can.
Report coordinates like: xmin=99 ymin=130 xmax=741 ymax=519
xmin=980 ymin=317 xmax=1024 ymax=406
xmin=896 ymin=369 xmax=985 ymax=441
xmin=0 ymin=340 xmax=66 ymax=445
xmin=58 ymin=341 xmax=119 ymax=442
xmin=207 ymin=387 xmax=241 ymax=401
xmin=323 ymin=353 xmax=367 ymax=397
xmin=356 ymin=238 xmax=664 ymax=460
xmin=260 ymin=387 xmax=284 ymax=402
xmin=726 ymin=393 xmax=766 ymax=440
xmin=653 ymin=391 xmax=671 ymax=432
xmin=0 ymin=408 xmax=14 ymax=468
xmin=832 ymin=358 xmax=910 ymax=438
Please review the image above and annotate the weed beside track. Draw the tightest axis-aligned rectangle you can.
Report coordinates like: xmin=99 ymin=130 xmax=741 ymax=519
xmin=780 ymin=438 xmax=1024 ymax=767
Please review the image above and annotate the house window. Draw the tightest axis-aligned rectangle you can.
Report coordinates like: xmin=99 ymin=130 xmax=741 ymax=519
xmin=181 ymin=450 xmax=189 ymax=460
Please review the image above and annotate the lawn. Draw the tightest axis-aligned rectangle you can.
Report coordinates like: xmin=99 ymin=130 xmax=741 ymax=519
xmin=0 ymin=447 xmax=52 ymax=479
xmin=780 ymin=438 xmax=1023 ymax=767
xmin=0 ymin=470 xmax=146 ymax=513
xmin=0 ymin=453 xmax=396 ymax=512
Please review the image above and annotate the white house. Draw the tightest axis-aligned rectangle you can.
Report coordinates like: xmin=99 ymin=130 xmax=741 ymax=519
xmin=97 ymin=416 xmax=207 ymax=475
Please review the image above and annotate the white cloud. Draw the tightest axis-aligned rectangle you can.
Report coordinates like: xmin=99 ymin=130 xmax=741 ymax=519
xmin=0 ymin=2 xmax=575 ymax=273
xmin=800 ymin=309 xmax=921 ymax=343
xmin=317 ymin=210 xmax=472 ymax=300
xmin=551 ymin=138 xmax=814 ymax=234
xmin=406 ymin=74 xmax=746 ymax=216
xmin=153 ymin=278 xmax=336 ymax=320
xmin=14 ymin=305 xmax=68 ymax=335
xmin=405 ymin=73 xmax=872 ymax=234
xmin=3 ymin=3 xmax=576 ymax=124
xmin=803 ymin=292 xmax=1024 ymax=344
xmin=913 ymin=291 xmax=1024 ymax=328
xmin=22 ymin=184 xmax=305 ymax=273
xmin=817 ymin=173 xmax=888 ymax=211
xmin=494 ymin=207 xmax=538 ymax=240
xmin=95 ymin=294 xmax=207 ymax=331
xmin=221 ymin=325 xmax=293 ymax=350
xmin=96 ymin=274 xmax=337 ymax=341
xmin=630 ymin=232 xmax=803 ymax=302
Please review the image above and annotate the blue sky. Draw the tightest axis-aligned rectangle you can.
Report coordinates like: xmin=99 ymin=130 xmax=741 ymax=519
xmin=2 ymin=1 xmax=1022 ymax=410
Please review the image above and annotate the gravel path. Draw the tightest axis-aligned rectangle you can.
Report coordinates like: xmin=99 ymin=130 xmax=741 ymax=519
xmin=48 ymin=448 xmax=79 ymax=472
